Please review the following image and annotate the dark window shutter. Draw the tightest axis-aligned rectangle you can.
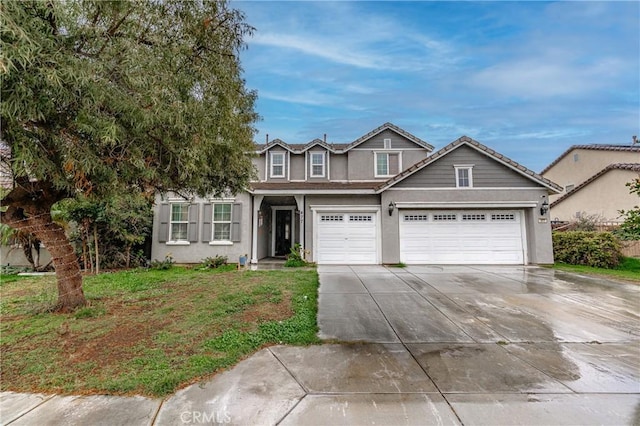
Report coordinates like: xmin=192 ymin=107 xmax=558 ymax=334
xmin=202 ymin=203 xmax=212 ymax=242
xmin=158 ymin=203 xmax=170 ymax=243
xmin=231 ymin=203 xmax=242 ymax=242
xmin=188 ymin=203 xmax=199 ymax=242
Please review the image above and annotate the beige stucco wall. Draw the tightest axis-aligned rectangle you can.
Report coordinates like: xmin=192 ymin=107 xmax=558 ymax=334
xmin=550 ymin=169 xmax=639 ymax=222
xmin=543 ymin=148 xmax=639 ymax=203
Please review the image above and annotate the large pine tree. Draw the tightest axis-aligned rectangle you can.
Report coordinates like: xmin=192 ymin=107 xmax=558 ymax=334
xmin=1 ymin=1 xmax=258 ymax=311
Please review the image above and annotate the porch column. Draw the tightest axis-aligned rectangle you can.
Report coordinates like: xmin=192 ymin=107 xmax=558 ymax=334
xmin=294 ymin=195 xmax=305 ymax=257
xmin=251 ymin=195 xmax=264 ymax=264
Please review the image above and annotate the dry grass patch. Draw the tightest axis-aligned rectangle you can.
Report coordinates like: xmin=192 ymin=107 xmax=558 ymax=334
xmin=0 ymin=267 xmax=318 ymax=396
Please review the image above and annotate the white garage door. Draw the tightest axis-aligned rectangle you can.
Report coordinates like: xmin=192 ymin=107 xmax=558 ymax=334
xmin=316 ymin=212 xmax=378 ymax=264
xmin=400 ymin=210 xmax=525 ymax=264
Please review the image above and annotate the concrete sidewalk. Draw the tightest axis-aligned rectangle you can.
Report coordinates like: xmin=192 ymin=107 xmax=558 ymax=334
xmin=2 ymin=265 xmax=639 ymax=425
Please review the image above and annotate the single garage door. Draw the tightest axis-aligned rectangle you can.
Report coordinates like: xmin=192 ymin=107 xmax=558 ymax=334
xmin=316 ymin=212 xmax=377 ymax=264
xmin=400 ymin=210 xmax=525 ymax=264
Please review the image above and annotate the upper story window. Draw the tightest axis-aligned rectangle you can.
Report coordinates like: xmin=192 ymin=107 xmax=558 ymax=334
xmin=375 ymin=152 xmax=400 ymax=177
xmin=310 ymin=152 xmax=325 ymax=177
xmin=454 ymin=165 xmax=474 ymax=188
xmin=170 ymin=203 xmax=189 ymax=241
xmin=212 ymin=202 xmax=232 ymax=242
xmin=270 ymin=152 xmax=285 ymax=178
xmin=383 ymin=138 xmax=392 ymax=149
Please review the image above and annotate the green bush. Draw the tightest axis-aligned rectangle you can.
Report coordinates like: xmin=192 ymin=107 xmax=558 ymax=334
xmin=284 ymin=243 xmax=308 ymax=268
xmin=553 ymin=231 xmax=622 ymax=268
xmin=149 ymin=255 xmax=174 ymax=270
xmin=199 ymin=255 xmax=228 ymax=269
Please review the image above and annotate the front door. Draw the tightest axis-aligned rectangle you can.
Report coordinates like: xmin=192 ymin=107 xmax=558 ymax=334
xmin=274 ymin=210 xmax=292 ymax=256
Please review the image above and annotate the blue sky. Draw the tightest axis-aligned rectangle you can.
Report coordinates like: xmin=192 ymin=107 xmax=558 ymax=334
xmin=235 ymin=1 xmax=639 ymax=172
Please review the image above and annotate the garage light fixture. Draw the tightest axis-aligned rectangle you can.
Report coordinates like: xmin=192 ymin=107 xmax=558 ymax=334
xmin=540 ymin=199 xmax=549 ymax=216
xmin=388 ymin=201 xmax=395 ymax=216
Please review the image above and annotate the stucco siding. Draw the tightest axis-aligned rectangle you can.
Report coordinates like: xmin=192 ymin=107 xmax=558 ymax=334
xmin=550 ymin=169 xmax=639 ymax=221
xmin=151 ymin=192 xmax=252 ymax=264
xmin=347 ymin=150 xmax=378 ymax=180
xmin=329 ymin=153 xmax=348 ymax=180
xmin=395 ymin=145 xmax=540 ymax=188
xmin=544 ymin=149 xmax=639 ymax=203
xmin=289 ymin=153 xmax=305 ymax=180
xmin=253 ymin=155 xmax=266 ymax=182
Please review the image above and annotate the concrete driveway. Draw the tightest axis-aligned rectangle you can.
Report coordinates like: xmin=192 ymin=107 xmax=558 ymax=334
xmin=2 ymin=265 xmax=639 ymax=425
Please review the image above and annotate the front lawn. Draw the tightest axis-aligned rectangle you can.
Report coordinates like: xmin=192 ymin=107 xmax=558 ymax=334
xmin=0 ymin=267 xmax=319 ymax=396
xmin=553 ymin=257 xmax=640 ymax=283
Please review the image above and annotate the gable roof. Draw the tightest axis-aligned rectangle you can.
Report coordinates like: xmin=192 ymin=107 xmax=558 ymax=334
xmin=540 ymin=144 xmax=640 ymax=175
xmin=255 ymin=122 xmax=433 ymax=154
xmin=376 ymin=136 xmax=563 ymax=193
xmin=550 ymin=163 xmax=640 ymax=208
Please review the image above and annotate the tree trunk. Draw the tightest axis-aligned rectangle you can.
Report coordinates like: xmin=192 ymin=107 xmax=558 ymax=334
xmin=93 ymin=223 xmax=99 ymax=274
xmin=1 ymin=180 xmax=86 ymax=312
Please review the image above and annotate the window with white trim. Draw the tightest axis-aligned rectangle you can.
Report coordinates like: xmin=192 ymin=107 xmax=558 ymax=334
xmin=454 ymin=165 xmax=473 ymax=188
xmin=212 ymin=203 xmax=232 ymax=241
xmin=310 ymin=152 xmax=325 ymax=177
xmin=170 ymin=203 xmax=189 ymax=241
xmin=270 ymin=152 xmax=285 ymax=177
xmin=375 ymin=152 xmax=400 ymax=177
xmin=383 ymin=138 xmax=392 ymax=149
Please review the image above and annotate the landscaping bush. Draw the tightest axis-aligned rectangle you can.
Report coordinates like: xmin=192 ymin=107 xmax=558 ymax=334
xmin=553 ymin=231 xmax=623 ymax=268
xmin=148 ymin=255 xmax=174 ymax=270
xmin=284 ymin=243 xmax=308 ymax=267
xmin=199 ymin=255 xmax=228 ymax=269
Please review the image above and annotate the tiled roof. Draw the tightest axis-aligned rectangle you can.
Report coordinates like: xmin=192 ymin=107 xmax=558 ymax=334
xmin=249 ymin=181 xmax=379 ymax=192
xmin=550 ymin=163 xmax=640 ymax=208
xmin=254 ymin=122 xmax=433 ymax=154
xmin=540 ymin=144 xmax=640 ymax=175
xmin=376 ymin=136 xmax=563 ymax=193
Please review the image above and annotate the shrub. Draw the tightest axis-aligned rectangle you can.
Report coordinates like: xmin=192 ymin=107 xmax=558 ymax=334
xmin=284 ymin=243 xmax=308 ymax=268
xmin=199 ymin=255 xmax=228 ymax=269
xmin=553 ymin=231 xmax=622 ymax=268
xmin=149 ymin=255 xmax=174 ymax=270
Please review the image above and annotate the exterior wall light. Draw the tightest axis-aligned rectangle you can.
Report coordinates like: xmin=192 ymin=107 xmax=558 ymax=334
xmin=388 ymin=201 xmax=395 ymax=216
xmin=540 ymin=199 xmax=549 ymax=216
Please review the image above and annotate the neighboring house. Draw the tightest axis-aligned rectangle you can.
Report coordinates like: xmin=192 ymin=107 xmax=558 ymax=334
xmin=151 ymin=123 xmax=562 ymax=265
xmin=541 ymin=145 xmax=640 ymax=222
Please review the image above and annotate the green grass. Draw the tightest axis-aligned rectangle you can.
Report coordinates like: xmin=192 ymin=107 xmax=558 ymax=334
xmin=553 ymin=257 xmax=640 ymax=283
xmin=0 ymin=267 xmax=319 ymax=396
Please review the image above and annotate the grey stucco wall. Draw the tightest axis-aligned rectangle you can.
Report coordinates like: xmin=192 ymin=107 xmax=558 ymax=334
xmin=253 ymin=155 xmax=266 ymax=181
xmin=151 ymin=192 xmax=252 ymax=264
xmin=304 ymin=194 xmax=382 ymax=261
xmin=289 ymin=153 xmax=305 ymax=180
xmin=380 ymin=188 xmax=553 ymax=265
xmin=329 ymin=153 xmax=347 ymax=180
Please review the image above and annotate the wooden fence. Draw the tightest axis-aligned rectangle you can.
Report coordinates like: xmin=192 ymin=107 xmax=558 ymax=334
xmin=621 ymin=241 xmax=640 ymax=258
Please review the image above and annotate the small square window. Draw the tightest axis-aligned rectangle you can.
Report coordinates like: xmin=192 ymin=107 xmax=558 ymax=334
xmin=455 ymin=166 xmax=473 ymax=188
xmin=375 ymin=152 xmax=400 ymax=177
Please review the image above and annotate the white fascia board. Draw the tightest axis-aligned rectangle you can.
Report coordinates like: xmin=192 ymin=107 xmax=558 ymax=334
xmin=393 ymin=201 xmax=539 ymax=209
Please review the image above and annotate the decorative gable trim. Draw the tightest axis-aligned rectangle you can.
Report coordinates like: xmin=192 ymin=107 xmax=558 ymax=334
xmin=376 ymin=136 xmax=563 ymax=193
xmin=550 ymin=163 xmax=640 ymax=208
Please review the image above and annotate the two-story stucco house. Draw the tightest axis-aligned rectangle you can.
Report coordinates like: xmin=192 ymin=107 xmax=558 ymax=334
xmin=541 ymin=144 xmax=640 ymax=222
xmin=151 ymin=123 xmax=562 ymax=265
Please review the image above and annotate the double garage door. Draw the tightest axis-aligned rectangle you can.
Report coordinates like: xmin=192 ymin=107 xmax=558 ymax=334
xmin=315 ymin=209 xmax=525 ymax=265
xmin=400 ymin=210 xmax=525 ymax=264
